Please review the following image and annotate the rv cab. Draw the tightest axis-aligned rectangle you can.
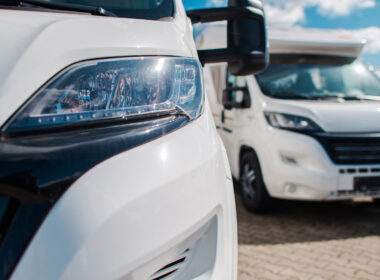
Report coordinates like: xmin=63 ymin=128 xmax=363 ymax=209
xmin=0 ymin=1 xmax=268 ymax=279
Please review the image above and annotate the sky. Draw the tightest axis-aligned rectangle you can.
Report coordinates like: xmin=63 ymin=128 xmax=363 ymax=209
xmin=182 ymin=0 xmax=380 ymax=66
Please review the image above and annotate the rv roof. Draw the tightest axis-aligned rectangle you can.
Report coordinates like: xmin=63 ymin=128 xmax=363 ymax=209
xmin=195 ymin=24 xmax=365 ymax=59
xmin=375 ymin=66 xmax=380 ymax=78
xmin=269 ymin=28 xmax=365 ymax=58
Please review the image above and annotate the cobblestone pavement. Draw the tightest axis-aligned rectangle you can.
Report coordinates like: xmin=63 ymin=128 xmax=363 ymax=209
xmin=236 ymin=192 xmax=380 ymax=280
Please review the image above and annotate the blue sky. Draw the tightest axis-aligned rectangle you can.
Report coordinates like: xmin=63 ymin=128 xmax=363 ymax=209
xmin=183 ymin=0 xmax=380 ymax=66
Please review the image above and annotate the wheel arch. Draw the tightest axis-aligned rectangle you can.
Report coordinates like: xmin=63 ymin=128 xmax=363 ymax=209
xmin=238 ymin=145 xmax=258 ymax=179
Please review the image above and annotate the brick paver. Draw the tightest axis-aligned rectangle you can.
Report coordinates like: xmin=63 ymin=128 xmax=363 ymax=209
xmin=236 ymin=192 xmax=380 ymax=279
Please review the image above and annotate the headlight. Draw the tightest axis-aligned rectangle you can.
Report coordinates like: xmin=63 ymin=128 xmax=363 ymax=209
xmin=4 ymin=57 xmax=204 ymax=132
xmin=264 ymin=112 xmax=322 ymax=132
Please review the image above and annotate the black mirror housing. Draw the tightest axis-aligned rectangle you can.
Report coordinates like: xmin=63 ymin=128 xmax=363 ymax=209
xmin=222 ymin=86 xmax=250 ymax=110
xmin=187 ymin=0 xmax=268 ymax=75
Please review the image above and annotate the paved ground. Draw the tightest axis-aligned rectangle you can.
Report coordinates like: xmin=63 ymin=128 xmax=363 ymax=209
xmin=236 ymin=191 xmax=380 ymax=280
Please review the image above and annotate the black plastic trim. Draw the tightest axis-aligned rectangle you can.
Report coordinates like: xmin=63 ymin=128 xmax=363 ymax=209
xmin=223 ymin=127 xmax=233 ymax=133
xmin=187 ymin=6 xmax=263 ymax=24
xmin=308 ymin=132 xmax=380 ymax=165
xmin=0 ymin=116 xmax=188 ymax=279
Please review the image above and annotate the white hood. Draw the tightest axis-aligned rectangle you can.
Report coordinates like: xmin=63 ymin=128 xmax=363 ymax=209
xmin=0 ymin=9 xmax=194 ymax=127
xmin=265 ymin=99 xmax=380 ymax=133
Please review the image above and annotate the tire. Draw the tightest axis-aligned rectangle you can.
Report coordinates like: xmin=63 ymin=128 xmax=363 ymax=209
xmin=239 ymin=151 xmax=272 ymax=213
xmin=373 ymin=198 xmax=380 ymax=206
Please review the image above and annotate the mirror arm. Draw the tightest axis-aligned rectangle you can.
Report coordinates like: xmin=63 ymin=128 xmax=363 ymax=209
xmin=186 ymin=6 xmax=263 ymax=24
xmin=225 ymin=86 xmax=248 ymax=92
xmin=197 ymin=49 xmax=264 ymax=66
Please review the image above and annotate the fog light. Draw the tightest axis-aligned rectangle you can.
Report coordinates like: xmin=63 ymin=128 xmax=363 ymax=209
xmin=281 ymin=155 xmax=298 ymax=165
xmin=285 ymin=183 xmax=297 ymax=194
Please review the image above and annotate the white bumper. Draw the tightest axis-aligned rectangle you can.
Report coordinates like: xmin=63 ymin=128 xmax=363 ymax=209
xmin=259 ymin=128 xmax=380 ymax=201
xmin=11 ymin=112 xmax=237 ymax=280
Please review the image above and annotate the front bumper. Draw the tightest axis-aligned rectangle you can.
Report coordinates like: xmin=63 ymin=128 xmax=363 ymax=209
xmin=5 ymin=112 xmax=236 ymax=280
xmin=259 ymin=128 xmax=380 ymax=201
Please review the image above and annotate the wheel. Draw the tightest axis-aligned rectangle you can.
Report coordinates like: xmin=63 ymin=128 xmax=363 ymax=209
xmin=239 ymin=151 xmax=272 ymax=213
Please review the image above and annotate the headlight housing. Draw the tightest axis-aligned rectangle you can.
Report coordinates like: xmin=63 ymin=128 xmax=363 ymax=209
xmin=4 ymin=57 xmax=204 ymax=132
xmin=264 ymin=112 xmax=323 ymax=132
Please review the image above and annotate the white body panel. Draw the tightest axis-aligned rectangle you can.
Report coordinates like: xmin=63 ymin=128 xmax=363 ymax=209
xmin=262 ymin=98 xmax=380 ymax=133
xmin=11 ymin=107 xmax=237 ymax=280
xmin=1 ymin=0 xmax=237 ymax=279
xmin=203 ymin=26 xmax=380 ymax=201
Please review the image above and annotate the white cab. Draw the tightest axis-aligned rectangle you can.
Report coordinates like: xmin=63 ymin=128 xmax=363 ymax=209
xmin=1 ymin=0 xmax=237 ymax=279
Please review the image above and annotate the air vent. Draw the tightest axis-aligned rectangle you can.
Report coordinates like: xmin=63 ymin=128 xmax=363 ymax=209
xmin=149 ymin=249 xmax=192 ymax=280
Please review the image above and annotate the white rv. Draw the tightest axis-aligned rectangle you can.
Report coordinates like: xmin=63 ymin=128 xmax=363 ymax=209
xmin=202 ymin=26 xmax=380 ymax=212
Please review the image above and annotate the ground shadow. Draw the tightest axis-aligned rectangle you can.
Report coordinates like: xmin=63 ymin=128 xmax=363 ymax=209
xmin=236 ymin=189 xmax=380 ymax=245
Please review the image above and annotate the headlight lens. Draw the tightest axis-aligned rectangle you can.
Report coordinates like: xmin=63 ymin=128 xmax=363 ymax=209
xmin=264 ymin=112 xmax=322 ymax=132
xmin=4 ymin=57 xmax=204 ymax=132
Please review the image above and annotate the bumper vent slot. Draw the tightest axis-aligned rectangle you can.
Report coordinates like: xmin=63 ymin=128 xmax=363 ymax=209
xmin=150 ymin=249 xmax=191 ymax=280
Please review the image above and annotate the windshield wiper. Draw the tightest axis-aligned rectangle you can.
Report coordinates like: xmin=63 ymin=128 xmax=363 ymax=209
xmin=15 ymin=0 xmax=116 ymax=16
xmin=308 ymin=95 xmax=380 ymax=101
xmin=267 ymin=91 xmax=311 ymax=100
xmin=307 ymin=95 xmax=342 ymax=100
xmin=340 ymin=96 xmax=380 ymax=101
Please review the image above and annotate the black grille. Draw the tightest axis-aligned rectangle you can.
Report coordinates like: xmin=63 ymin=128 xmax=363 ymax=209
xmin=316 ymin=135 xmax=380 ymax=164
xmin=354 ymin=176 xmax=380 ymax=193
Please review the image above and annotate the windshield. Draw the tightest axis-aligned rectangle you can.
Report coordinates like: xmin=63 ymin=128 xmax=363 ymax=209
xmin=256 ymin=56 xmax=380 ymax=100
xmin=22 ymin=0 xmax=174 ymax=20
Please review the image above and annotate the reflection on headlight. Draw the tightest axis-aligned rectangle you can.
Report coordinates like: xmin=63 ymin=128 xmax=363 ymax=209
xmin=5 ymin=57 xmax=204 ymax=132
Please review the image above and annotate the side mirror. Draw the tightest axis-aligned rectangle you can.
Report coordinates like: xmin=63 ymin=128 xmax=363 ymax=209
xmin=187 ymin=0 xmax=268 ymax=76
xmin=222 ymin=86 xmax=250 ymax=110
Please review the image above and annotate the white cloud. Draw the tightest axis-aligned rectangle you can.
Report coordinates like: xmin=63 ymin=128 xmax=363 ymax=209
xmin=264 ymin=4 xmax=305 ymax=28
xmin=357 ymin=0 xmax=376 ymax=9
xmin=350 ymin=27 xmax=380 ymax=54
xmin=263 ymin=0 xmax=377 ymax=27
xmin=316 ymin=0 xmax=376 ymax=16
xmin=205 ymin=0 xmax=226 ymax=7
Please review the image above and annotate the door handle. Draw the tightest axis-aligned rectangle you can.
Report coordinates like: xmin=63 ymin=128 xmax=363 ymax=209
xmin=221 ymin=110 xmax=225 ymax=123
